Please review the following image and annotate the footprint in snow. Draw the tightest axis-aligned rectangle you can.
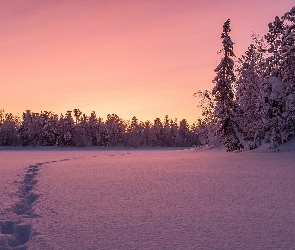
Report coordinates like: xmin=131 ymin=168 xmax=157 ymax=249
xmin=0 ymin=220 xmax=33 ymax=249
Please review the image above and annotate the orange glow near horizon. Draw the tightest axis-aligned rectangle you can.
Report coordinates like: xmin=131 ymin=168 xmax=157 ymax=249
xmin=1 ymin=0 xmax=294 ymax=124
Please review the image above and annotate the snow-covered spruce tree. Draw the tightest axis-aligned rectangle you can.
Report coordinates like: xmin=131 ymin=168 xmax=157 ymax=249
xmin=88 ymin=111 xmax=103 ymax=146
xmin=178 ymin=119 xmax=190 ymax=146
xmin=38 ymin=111 xmax=59 ymax=146
xmin=162 ymin=115 xmax=172 ymax=146
xmin=212 ymin=19 xmax=244 ymax=151
xmin=235 ymin=44 xmax=264 ymax=144
xmin=264 ymin=16 xmax=285 ymax=76
xmin=57 ymin=111 xmax=75 ymax=146
xmin=281 ymin=6 xmax=295 ymax=140
xmin=262 ymin=15 xmax=286 ymax=150
xmin=190 ymin=123 xmax=200 ymax=146
xmin=17 ymin=110 xmax=34 ymax=146
xmin=0 ymin=112 xmax=19 ymax=146
xmin=169 ymin=118 xmax=179 ymax=147
xmin=105 ymin=114 xmax=126 ymax=146
xmin=178 ymin=119 xmax=198 ymax=146
xmin=149 ymin=118 xmax=163 ymax=146
xmin=126 ymin=116 xmax=144 ymax=147
xmin=74 ymin=113 xmax=92 ymax=147
xmin=142 ymin=120 xmax=152 ymax=146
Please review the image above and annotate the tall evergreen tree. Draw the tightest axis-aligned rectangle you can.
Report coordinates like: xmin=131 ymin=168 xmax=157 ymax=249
xmin=212 ymin=19 xmax=244 ymax=151
xmin=281 ymin=6 xmax=295 ymax=140
xmin=262 ymin=15 xmax=286 ymax=150
xmin=236 ymin=44 xmax=263 ymax=143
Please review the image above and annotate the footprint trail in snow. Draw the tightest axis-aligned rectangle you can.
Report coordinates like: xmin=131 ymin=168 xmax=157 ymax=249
xmin=0 ymin=156 xmax=84 ymax=250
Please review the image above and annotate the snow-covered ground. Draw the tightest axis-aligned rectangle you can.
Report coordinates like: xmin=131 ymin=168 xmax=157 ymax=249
xmin=0 ymin=142 xmax=295 ymax=249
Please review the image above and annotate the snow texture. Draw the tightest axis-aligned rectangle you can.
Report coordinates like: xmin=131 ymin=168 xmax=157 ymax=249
xmin=0 ymin=144 xmax=295 ymax=249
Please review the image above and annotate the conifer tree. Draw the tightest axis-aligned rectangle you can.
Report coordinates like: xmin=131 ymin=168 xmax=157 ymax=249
xmin=236 ymin=44 xmax=263 ymax=142
xmin=178 ymin=119 xmax=190 ymax=146
xmin=58 ymin=111 xmax=75 ymax=146
xmin=212 ymin=19 xmax=244 ymax=151
xmin=0 ymin=112 xmax=18 ymax=146
xmin=262 ymin=15 xmax=286 ymax=150
xmin=105 ymin=114 xmax=125 ymax=146
xmin=127 ymin=116 xmax=143 ymax=147
xmin=75 ymin=113 xmax=92 ymax=147
xmin=150 ymin=118 xmax=163 ymax=146
xmin=281 ymin=6 xmax=295 ymax=139
xmin=162 ymin=115 xmax=172 ymax=146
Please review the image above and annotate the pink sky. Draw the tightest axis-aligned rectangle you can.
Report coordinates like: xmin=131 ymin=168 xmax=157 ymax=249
xmin=1 ymin=0 xmax=294 ymax=124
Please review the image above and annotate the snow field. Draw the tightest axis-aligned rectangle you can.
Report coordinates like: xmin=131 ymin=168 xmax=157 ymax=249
xmin=0 ymin=146 xmax=295 ymax=249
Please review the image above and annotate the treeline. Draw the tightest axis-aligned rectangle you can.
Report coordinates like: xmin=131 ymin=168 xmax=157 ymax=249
xmin=0 ymin=109 xmax=199 ymax=147
xmin=196 ymin=6 xmax=295 ymax=151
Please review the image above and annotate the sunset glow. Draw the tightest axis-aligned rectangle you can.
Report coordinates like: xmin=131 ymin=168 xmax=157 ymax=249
xmin=1 ymin=0 xmax=294 ymax=124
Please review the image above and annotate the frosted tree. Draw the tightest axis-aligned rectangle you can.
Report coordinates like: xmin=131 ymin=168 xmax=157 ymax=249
xmin=169 ymin=118 xmax=179 ymax=147
xmin=212 ymin=19 xmax=244 ymax=151
xmin=178 ymin=119 xmax=190 ymax=146
xmin=17 ymin=111 xmax=39 ymax=146
xmin=281 ymin=6 xmax=295 ymax=139
xmin=194 ymin=90 xmax=219 ymax=146
xmin=194 ymin=90 xmax=215 ymax=124
xmin=150 ymin=118 xmax=163 ymax=146
xmin=161 ymin=115 xmax=173 ymax=146
xmin=143 ymin=120 xmax=152 ymax=146
xmin=262 ymin=15 xmax=286 ymax=150
xmin=126 ymin=116 xmax=144 ymax=147
xmin=88 ymin=111 xmax=102 ymax=146
xmin=38 ymin=111 xmax=59 ymax=146
xmin=264 ymin=16 xmax=284 ymax=77
xmin=236 ymin=44 xmax=263 ymax=143
xmin=190 ymin=123 xmax=200 ymax=146
xmin=57 ymin=111 xmax=75 ymax=146
xmin=105 ymin=114 xmax=126 ymax=146
xmin=0 ymin=112 xmax=19 ymax=146
xmin=74 ymin=113 xmax=92 ymax=147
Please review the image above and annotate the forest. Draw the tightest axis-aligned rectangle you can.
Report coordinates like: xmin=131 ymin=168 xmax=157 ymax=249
xmin=0 ymin=6 xmax=294 ymax=150
xmin=196 ymin=6 xmax=295 ymax=151
xmin=0 ymin=109 xmax=198 ymax=147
